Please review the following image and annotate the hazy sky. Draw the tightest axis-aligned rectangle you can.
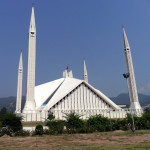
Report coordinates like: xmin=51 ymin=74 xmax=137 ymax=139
xmin=0 ymin=0 xmax=150 ymax=97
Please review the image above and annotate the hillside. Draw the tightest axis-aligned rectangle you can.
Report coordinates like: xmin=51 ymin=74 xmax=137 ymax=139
xmin=0 ymin=96 xmax=25 ymax=112
xmin=110 ymin=93 xmax=150 ymax=106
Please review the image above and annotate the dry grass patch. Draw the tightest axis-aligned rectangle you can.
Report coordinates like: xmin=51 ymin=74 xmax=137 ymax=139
xmin=0 ymin=130 xmax=150 ymax=150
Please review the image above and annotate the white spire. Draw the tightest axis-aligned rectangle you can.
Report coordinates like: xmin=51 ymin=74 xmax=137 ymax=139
xmin=23 ymin=6 xmax=36 ymax=112
xmin=15 ymin=51 xmax=23 ymax=113
xmin=123 ymin=27 xmax=130 ymax=49
xmin=122 ymin=27 xmax=142 ymax=113
xmin=19 ymin=50 xmax=23 ymax=70
xmin=29 ymin=5 xmax=36 ymax=33
xmin=83 ymin=60 xmax=88 ymax=83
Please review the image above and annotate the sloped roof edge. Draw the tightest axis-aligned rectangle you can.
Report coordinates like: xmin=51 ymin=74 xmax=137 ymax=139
xmin=83 ymin=81 xmax=121 ymax=110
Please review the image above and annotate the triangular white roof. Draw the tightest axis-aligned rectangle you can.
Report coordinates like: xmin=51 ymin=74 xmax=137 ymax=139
xmin=34 ymin=77 xmax=120 ymax=110
xmin=43 ymin=77 xmax=82 ymax=110
xmin=35 ymin=78 xmax=64 ymax=108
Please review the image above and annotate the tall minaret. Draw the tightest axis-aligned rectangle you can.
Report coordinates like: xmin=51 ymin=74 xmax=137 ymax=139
xmin=15 ymin=51 xmax=23 ymax=114
xmin=83 ymin=60 xmax=88 ymax=83
xmin=23 ymin=6 xmax=36 ymax=112
xmin=122 ymin=27 xmax=142 ymax=111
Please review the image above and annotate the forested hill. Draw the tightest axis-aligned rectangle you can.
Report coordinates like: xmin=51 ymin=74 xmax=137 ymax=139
xmin=0 ymin=96 xmax=25 ymax=112
xmin=110 ymin=93 xmax=150 ymax=106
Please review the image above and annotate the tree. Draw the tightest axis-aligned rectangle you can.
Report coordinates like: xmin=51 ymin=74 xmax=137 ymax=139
xmin=1 ymin=113 xmax=22 ymax=133
xmin=87 ymin=114 xmax=110 ymax=132
xmin=0 ymin=107 xmax=7 ymax=121
xmin=65 ymin=113 xmax=85 ymax=133
xmin=47 ymin=112 xmax=55 ymax=121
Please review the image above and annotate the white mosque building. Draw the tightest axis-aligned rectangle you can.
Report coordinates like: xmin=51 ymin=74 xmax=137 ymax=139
xmin=15 ymin=6 xmax=142 ymax=122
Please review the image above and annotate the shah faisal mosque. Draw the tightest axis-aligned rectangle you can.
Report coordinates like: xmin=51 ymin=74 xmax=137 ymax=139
xmin=15 ymin=6 xmax=142 ymax=122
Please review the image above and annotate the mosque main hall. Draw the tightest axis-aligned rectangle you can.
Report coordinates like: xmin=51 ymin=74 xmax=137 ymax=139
xmin=15 ymin=6 xmax=142 ymax=121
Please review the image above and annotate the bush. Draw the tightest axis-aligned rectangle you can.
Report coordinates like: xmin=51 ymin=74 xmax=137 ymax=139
xmin=47 ymin=112 xmax=55 ymax=121
xmin=114 ymin=119 xmax=129 ymax=131
xmin=86 ymin=114 xmax=110 ymax=132
xmin=14 ymin=130 xmax=30 ymax=136
xmin=1 ymin=113 xmax=22 ymax=133
xmin=65 ymin=113 xmax=85 ymax=133
xmin=0 ymin=107 xmax=7 ymax=121
xmin=0 ymin=122 xmax=2 ymax=129
xmin=136 ymin=113 xmax=150 ymax=130
xmin=43 ymin=129 xmax=51 ymax=135
xmin=35 ymin=124 xmax=43 ymax=135
xmin=47 ymin=120 xmax=65 ymax=134
xmin=0 ymin=127 xmax=13 ymax=137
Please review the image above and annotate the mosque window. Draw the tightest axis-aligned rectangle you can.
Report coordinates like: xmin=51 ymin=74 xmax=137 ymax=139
xmin=31 ymin=32 xmax=34 ymax=34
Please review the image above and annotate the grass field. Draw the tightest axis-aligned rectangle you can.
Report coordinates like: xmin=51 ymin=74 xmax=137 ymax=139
xmin=0 ymin=130 xmax=150 ymax=150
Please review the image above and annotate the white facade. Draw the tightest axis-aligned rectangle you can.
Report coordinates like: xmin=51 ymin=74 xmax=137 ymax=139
xmin=23 ymin=6 xmax=36 ymax=112
xmin=123 ymin=27 xmax=142 ymax=111
xmin=15 ymin=51 xmax=23 ymax=113
xmin=22 ymin=74 xmax=124 ymax=121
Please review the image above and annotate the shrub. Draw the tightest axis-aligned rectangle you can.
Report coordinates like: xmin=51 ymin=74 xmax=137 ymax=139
xmin=43 ymin=129 xmax=51 ymax=135
xmin=1 ymin=113 xmax=22 ymax=133
xmin=47 ymin=112 xmax=55 ymax=121
xmin=115 ymin=119 xmax=129 ymax=131
xmin=86 ymin=114 xmax=110 ymax=132
xmin=0 ymin=122 xmax=2 ymax=129
xmin=47 ymin=120 xmax=65 ymax=134
xmin=142 ymin=112 xmax=150 ymax=122
xmin=65 ymin=113 xmax=85 ymax=133
xmin=0 ymin=107 xmax=7 ymax=121
xmin=35 ymin=124 xmax=43 ymax=135
xmin=111 ymin=119 xmax=121 ymax=130
xmin=14 ymin=130 xmax=30 ymax=136
xmin=136 ymin=113 xmax=150 ymax=129
xmin=0 ymin=127 xmax=13 ymax=137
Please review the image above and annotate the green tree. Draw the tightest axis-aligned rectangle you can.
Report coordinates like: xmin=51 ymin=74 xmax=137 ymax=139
xmin=65 ymin=112 xmax=84 ymax=133
xmin=87 ymin=114 xmax=110 ymax=132
xmin=47 ymin=120 xmax=65 ymax=134
xmin=1 ymin=113 xmax=22 ymax=133
xmin=47 ymin=112 xmax=55 ymax=121
xmin=0 ymin=107 xmax=7 ymax=121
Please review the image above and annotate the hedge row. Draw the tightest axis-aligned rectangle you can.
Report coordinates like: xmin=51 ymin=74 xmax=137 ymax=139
xmin=0 ymin=112 xmax=150 ymax=136
xmin=45 ymin=112 xmax=150 ymax=134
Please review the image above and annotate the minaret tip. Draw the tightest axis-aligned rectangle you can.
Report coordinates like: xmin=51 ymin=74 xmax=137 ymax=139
xmin=19 ymin=50 xmax=23 ymax=70
xmin=83 ymin=60 xmax=88 ymax=83
xmin=29 ymin=5 xmax=36 ymax=33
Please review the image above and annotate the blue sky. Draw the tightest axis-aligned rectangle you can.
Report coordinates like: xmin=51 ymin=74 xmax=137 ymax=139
xmin=0 ymin=0 xmax=150 ymax=97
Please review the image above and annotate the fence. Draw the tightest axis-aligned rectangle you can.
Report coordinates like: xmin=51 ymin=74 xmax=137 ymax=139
xmin=22 ymin=108 xmax=143 ymax=122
